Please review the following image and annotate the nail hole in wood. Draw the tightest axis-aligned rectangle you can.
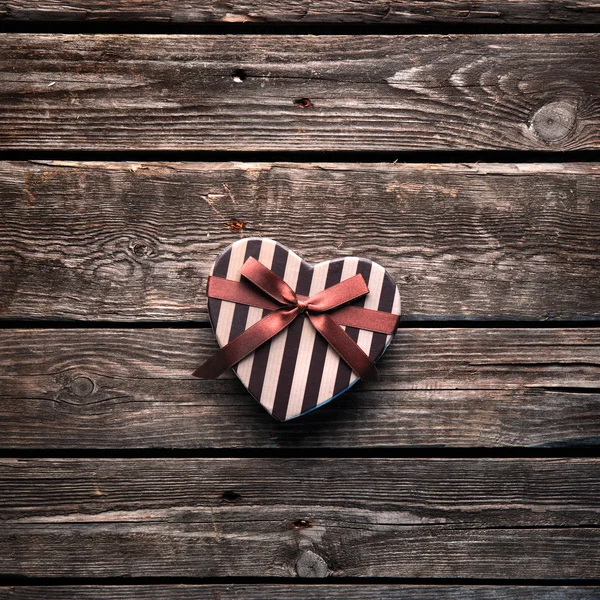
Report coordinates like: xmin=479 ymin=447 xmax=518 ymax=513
xmin=221 ymin=490 xmax=242 ymax=503
xmin=294 ymin=98 xmax=313 ymax=109
xmin=231 ymin=69 xmax=246 ymax=83
xmin=227 ymin=219 xmax=245 ymax=232
xmin=292 ymin=518 xmax=313 ymax=529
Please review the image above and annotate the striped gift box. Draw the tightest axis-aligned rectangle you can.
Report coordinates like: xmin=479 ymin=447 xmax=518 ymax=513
xmin=208 ymin=238 xmax=401 ymax=421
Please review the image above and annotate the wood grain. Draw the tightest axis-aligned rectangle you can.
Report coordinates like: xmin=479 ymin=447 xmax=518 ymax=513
xmin=1 ymin=35 xmax=599 ymax=151
xmin=2 ymin=161 xmax=600 ymax=322
xmin=2 ymin=588 xmax=600 ymax=600
xmin=3 ymin=0 xmax=600 ymax=24
xmin=1 ymin=458 xmax=598 ymax=578
xmin=1 ymin=327 xmax=598 ymax=448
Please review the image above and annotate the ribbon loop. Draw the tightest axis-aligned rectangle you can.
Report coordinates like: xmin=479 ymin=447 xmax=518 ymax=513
xmin=240 ymin=257 xmax=297 ymax=306
xmin=193 ymin=256 xmax=398 ymax=381
xmin=304 ymin=274 xmax=369 ymax=313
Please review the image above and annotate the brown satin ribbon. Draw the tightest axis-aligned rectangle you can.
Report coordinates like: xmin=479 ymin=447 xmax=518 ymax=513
xmin=192 ymin=256 xmax=399 ymax=380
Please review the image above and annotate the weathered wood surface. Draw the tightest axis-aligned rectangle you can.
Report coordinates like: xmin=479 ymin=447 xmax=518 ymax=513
xmin=1 ymin=327 xmax=598 ymax=448
xmin=2 ymin=588 xmax=600 ymax=600
xmin=2 ymin=161 xmax=600 ymax=322
xmin=1 ymin=35 xmax=599 ymax=152
xmin=3 ymin=0 xmax=600 ymax=24
xmin=1 ymin=458 xmax=598 ymax=578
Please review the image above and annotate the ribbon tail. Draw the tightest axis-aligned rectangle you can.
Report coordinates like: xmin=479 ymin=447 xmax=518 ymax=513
xmin=331 ymin=305 xmax=399 ymax=334
xmin=192 ymin=307 xmax=299 ymax=379
xmin=307 ymin=312 xmax=379 ymax=381
xmin=207 ymin=276 xmax=281 ymax=311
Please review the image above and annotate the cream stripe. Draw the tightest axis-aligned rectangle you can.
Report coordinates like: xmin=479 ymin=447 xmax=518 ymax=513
xmin=316 ymin=257 xmax=359 ymax=405
xmin=259 ymin=250 xmax=302 ymax=413
xmin=284 ymin=260 xmax=332 ymax=420
xmin=236 ymin=240 xmax=277 ymax=386
xmin=388 ymin=287 xmax=402 ymax=345
xmin=214 ymin=239 xmax=248 ymax=347
xmin=353 ymin=263 xmax=386 ymax=374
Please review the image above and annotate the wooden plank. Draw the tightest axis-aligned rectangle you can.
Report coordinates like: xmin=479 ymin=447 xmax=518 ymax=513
xmin=1 ymin=458 xmax=598 ymax=578
xmin=1 ymin=327 xmax=598 ymax=448
xmin=3 ymin=0 xmax=600 ymax=24
xmin=5 ymin=523 xmax=598 ymax=578
xmin=2 ymin=588 xmax=600 ymax=600
xmin=2 ymin=161 xmax=599 ymax=322
xmin=1 ymin=35 xmax=599 ymax=152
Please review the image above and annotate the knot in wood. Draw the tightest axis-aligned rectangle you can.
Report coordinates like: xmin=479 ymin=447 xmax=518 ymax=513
xmin=531 ymin=101 xmax=577 ymax=143
xmin=295 ymin=550 xmax=328 ymax=578
xmin=70 ymin=376 xmax=95 ymax=398
xmin=132 ymin=241 xmax=153 ymax=259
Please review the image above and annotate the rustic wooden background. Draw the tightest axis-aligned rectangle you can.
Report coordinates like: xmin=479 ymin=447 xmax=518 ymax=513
xmin=1 ymin=2 xmax=599 ymax=599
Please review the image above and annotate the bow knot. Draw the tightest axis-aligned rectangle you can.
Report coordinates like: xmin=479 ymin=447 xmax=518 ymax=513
xmin=296 ymin=299 xmax=308 ymax=313
xmin=192 ymin=256 xmax=398 ymax=381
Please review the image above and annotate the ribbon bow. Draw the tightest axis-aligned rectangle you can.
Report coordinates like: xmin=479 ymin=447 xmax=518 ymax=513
xmin=192 ymin=257 xmax=399 ymax=380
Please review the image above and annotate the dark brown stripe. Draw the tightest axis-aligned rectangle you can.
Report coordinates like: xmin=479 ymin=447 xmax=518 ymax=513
xmin=207 ymin=245 xmax=232 ymax=331
xmin=369 ymin=271 xmax=398 ymax=361
xmin=270 ymin=259 xmax=314 ymax=421
xmin=228 ymin=239 xmax=263 ymax=344
xmin=332 ymin=259 xmax=373 ymax=398
xmin=300 ymin=258 xmax=345 ymax=415
xmin=247 ymin=242 xmax=290 ymax=402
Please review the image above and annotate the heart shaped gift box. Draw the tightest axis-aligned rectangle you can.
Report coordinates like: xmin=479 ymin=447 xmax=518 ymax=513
xmin=194 ymin=238 xmax=401 ymax=421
